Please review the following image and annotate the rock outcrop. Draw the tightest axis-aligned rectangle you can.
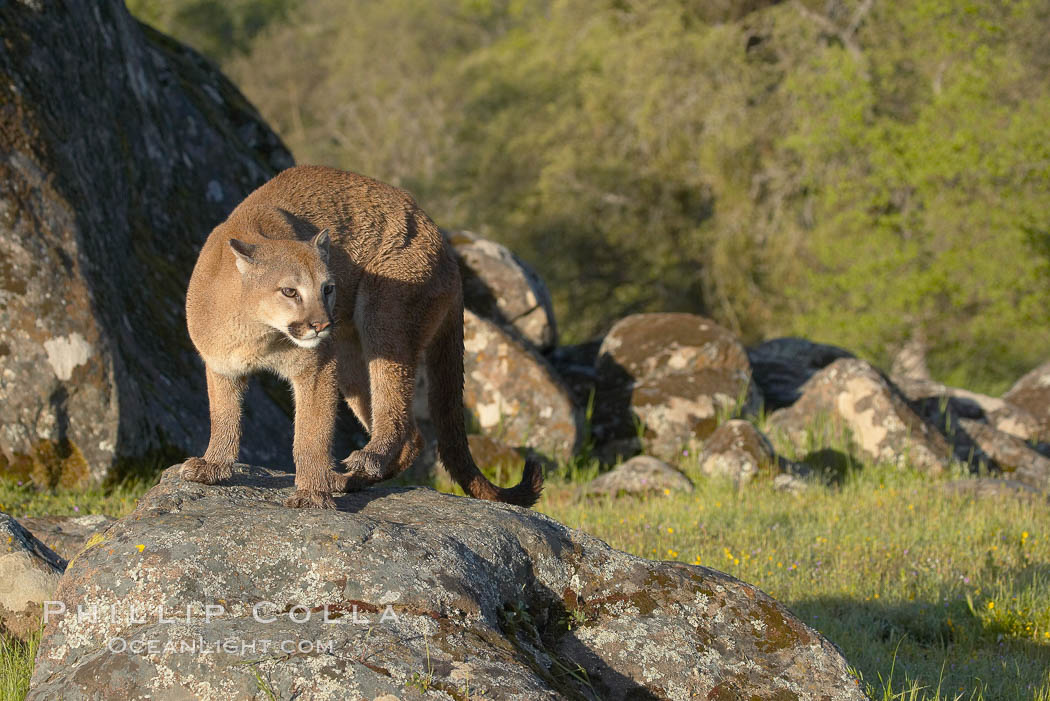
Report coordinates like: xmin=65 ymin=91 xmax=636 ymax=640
xmin=0 ymin=512 xmax=66 ymax=639
xmin=30 ymin=464 xmax=865 ymax=700
xmin=0 ymin=1 xmax=295 ymax=485
xmin=584 ymin=455 xmax=695 ymax=496
xmin=445 ymin=230 xmax=558 ymax=351
xmin=415 ymin=311 xmax=577 ymax=467
xmin=697 ymin=420 xmax=780 ymax=485
xmin=767 ymin=359 xmax=953 ymax=474
xmin=1003 ymin=361 xmax=1050 ymax=441
xmin=893 ymin=375 xmax=1042 ymax=443
xmin=593 ymin=314 xmax=760 ymax=461
xmin=956 ymin=418 xmax=1050 ymax=492
xmin=459 ymin=310 xmax=578 ymax=460
xmin=17 ymin=514 xmax=116 ymax=562
xmin=747 ymin=337 xmax=855 ymax=411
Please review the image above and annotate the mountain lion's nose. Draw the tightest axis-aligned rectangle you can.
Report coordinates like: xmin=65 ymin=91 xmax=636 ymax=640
xmin=311 ymin=321 xmax=331 ymax=332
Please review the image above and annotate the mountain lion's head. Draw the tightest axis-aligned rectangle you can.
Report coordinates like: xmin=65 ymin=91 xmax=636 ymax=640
xmin=228 ymin=230 xmax=335 ymax=349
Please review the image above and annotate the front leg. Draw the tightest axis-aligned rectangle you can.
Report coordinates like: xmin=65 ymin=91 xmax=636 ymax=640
xmin=342 ymin=355 xmax=421 ymax=487
xmin=285 ymin=357 xmax=344 ymax=509
xmin=181 ymin=367 xmax=245 ymax=484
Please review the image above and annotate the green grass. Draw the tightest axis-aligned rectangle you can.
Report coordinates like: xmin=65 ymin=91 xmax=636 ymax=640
xmin=533 ymin=457 xmax=1050 ymax=701
xmin=0 ymin=633 xmax=38 ymax=701
xmin=0 ymin=478 xmax=150 ymax=520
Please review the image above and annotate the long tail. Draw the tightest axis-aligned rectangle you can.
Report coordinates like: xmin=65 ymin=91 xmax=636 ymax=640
xmin=426 ymin=294 xmax=543 ymax=507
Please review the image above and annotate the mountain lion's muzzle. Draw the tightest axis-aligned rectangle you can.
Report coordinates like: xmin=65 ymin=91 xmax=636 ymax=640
xmin=287 ymin=319 xmax=333 ymax=345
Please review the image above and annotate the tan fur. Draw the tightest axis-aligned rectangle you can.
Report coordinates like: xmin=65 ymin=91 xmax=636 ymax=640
xmin=181 ymin=165 xmax=543 ymax=509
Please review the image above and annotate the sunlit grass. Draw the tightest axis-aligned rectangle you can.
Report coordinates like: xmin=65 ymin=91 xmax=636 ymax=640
xmin=0 ymin=478 xmax=148 ymax=520
xmin=533 ymin=456 xmax=1050 ymax=700
xmin=0 ymin=633 xmax=38 ymax=701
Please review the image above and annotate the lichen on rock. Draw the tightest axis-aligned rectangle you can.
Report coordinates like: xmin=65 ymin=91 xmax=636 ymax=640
xmin=29 ymin=464 xmax=867 ymax=700
xmin=0 ymin=0 xmax=295 ymax=486
xmin=767 ymin=358 xmax=952 ymax=474
xmin=593 ymin=313 xmax=760 ymax=461
xmin=457 ymin=310 xmax=579 ymax=461
xmin=444 ymin=229 xmax=558 ymax=351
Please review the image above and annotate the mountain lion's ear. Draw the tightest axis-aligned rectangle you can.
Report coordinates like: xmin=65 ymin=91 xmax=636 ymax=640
xmin=229 ymin=238 xmax=257 ymax=274
xmin=312 ymin=228 xmax=330 ymax=264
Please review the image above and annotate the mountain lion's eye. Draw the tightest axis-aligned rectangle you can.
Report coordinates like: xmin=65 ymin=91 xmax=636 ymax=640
xmin=323 ymin=284 xmax=334 ymax=296
xmin=281 ymin=287 xmax=298 ymax=298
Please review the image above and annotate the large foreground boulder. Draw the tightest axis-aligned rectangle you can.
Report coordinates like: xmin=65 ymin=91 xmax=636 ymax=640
xmin=31 ymin=465 xmax=865 ymax=700
xmin=594 ymin=314 xmax=760 ymax=461
xmin=444 ymin=230 xmax=558 ymax=351
xmin=0 ymin=1 xmax=294 ymax=485
xmin=768 ymin=359 xmax=953 ymax=473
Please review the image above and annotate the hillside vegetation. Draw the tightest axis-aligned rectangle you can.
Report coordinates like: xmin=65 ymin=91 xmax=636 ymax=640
xmin=128 ymin=0 xmax=1050 ymax=393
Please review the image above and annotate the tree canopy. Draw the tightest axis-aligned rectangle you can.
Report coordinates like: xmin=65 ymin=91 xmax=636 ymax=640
xmin=129 ymin=0 xmax=1050 ymax=392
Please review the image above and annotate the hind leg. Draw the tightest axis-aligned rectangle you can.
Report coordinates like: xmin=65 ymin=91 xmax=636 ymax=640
xmin=334 ymin=325 xmax=422 ymax=490
xmin=335 ymin=325 xmax=373 ymax=434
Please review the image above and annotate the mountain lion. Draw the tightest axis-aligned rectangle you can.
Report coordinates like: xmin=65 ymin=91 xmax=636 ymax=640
xmin=180 ymin=165 xmax=543 ymax=509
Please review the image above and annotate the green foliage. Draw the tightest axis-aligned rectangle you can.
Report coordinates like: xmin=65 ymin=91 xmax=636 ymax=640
xmin=129 ymin=0 xmax=1050 ymax=390
xmin=127 ymin=0 xmax=294 ymax=61
xmin=782 ymin=1 xmax=1050 ymax=392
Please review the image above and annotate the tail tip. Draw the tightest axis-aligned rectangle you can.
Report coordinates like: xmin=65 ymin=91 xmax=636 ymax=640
xmin=503 ymin=456 xmax=544 ymax=508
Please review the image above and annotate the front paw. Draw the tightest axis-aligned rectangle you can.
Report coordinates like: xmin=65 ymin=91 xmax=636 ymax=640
xmin=341 ymin=450 xmax=384 ymax=479
xmin=180 ymin=457 xmax=232 ymax=485
xmin=285 ymin=490 xmax=336 ymax=509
